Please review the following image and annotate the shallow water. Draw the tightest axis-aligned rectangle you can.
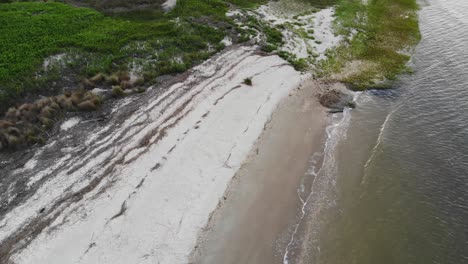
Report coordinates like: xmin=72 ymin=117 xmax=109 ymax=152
xmin=290 ymin=0 xmax=468 ymax=263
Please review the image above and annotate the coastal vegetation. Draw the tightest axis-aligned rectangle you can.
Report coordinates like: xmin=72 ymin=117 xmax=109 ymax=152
xmin=0 ymin=1 xmax=229 ymax=112
xmin=318 ymin=0 xmax=421 ymax=89
xmin=0 ymin=0 xmax=257 ymax=150
xmin=0 ymin=0 xmax=420 ymax=150
xmin=0 ymin=0 xmax=278 ymax=112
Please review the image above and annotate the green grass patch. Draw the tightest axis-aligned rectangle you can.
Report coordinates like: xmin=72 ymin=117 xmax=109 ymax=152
xmin=242 ymin=15 xmax=284 ymax=50
xmin=278 ymin=51 xmax=311 ymax=72
xmin=305 ymin=0 xmax=339 ymax=8
xmin=0 ymin=0 xmax=243 ymax=111
xmin=169 ymin=0 xmax=228 ymax=20
xmin=227 ymin=0 xmax=267 ymax=8
xmin=318 ymin=0 xmax=421 ymax=89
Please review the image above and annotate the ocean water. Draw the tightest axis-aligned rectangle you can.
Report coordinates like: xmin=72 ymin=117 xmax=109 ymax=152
xmin=286 ymin=0 xmax=468 ymax=263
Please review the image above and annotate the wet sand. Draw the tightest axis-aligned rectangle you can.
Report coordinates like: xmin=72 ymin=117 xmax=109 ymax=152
xmin=191 ymin=80 xmax=327 ymax=264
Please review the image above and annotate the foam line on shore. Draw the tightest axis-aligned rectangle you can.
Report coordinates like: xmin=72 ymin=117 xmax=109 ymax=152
xmin=282 ymin=106 xmax=353 ymax=264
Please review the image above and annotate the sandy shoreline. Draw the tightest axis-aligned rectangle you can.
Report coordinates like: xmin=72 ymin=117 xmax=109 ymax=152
xmin=0 ymin=45 xmax=319 ymax=263
xmin=191 ymin=80 xmax=328 ymax=264
xmin=0 ymin=5 xmax=340 ymax=260
xmin=0 ymin=0 xmax=424 ymax=261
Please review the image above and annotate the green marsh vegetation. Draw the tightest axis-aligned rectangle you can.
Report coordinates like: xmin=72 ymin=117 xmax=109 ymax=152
xmin=0 ymin=0 xmax=270 ymax=150
xmin=0 ymin=0 xmax=260 ymax=112
xmin=317 ymin=0 xmax=421 ymax=89
xmin=0 ymin=0 xmax=421 ymax=150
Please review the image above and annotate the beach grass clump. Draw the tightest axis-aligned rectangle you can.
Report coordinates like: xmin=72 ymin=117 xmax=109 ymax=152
xmin=317 ymin=0 xmax=421 ymax=89
xmin=264 ymin=26 xmax=284 ymax=46
xmin=261 ymin=44 xmax=278 ymax=52
xmin=0 ymin=90 xmax=104 ymax=150
xmin=290 ymin=58 xmax=309 ymax=71
xmin=112 ymin=86 xmax=126 ymax=97
xmin=277 ymin=51 xmax=310 ymax=72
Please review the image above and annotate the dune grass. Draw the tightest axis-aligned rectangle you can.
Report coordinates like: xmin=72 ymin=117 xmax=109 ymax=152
xmin=317 ymin=0 xmax=421 ymax=89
